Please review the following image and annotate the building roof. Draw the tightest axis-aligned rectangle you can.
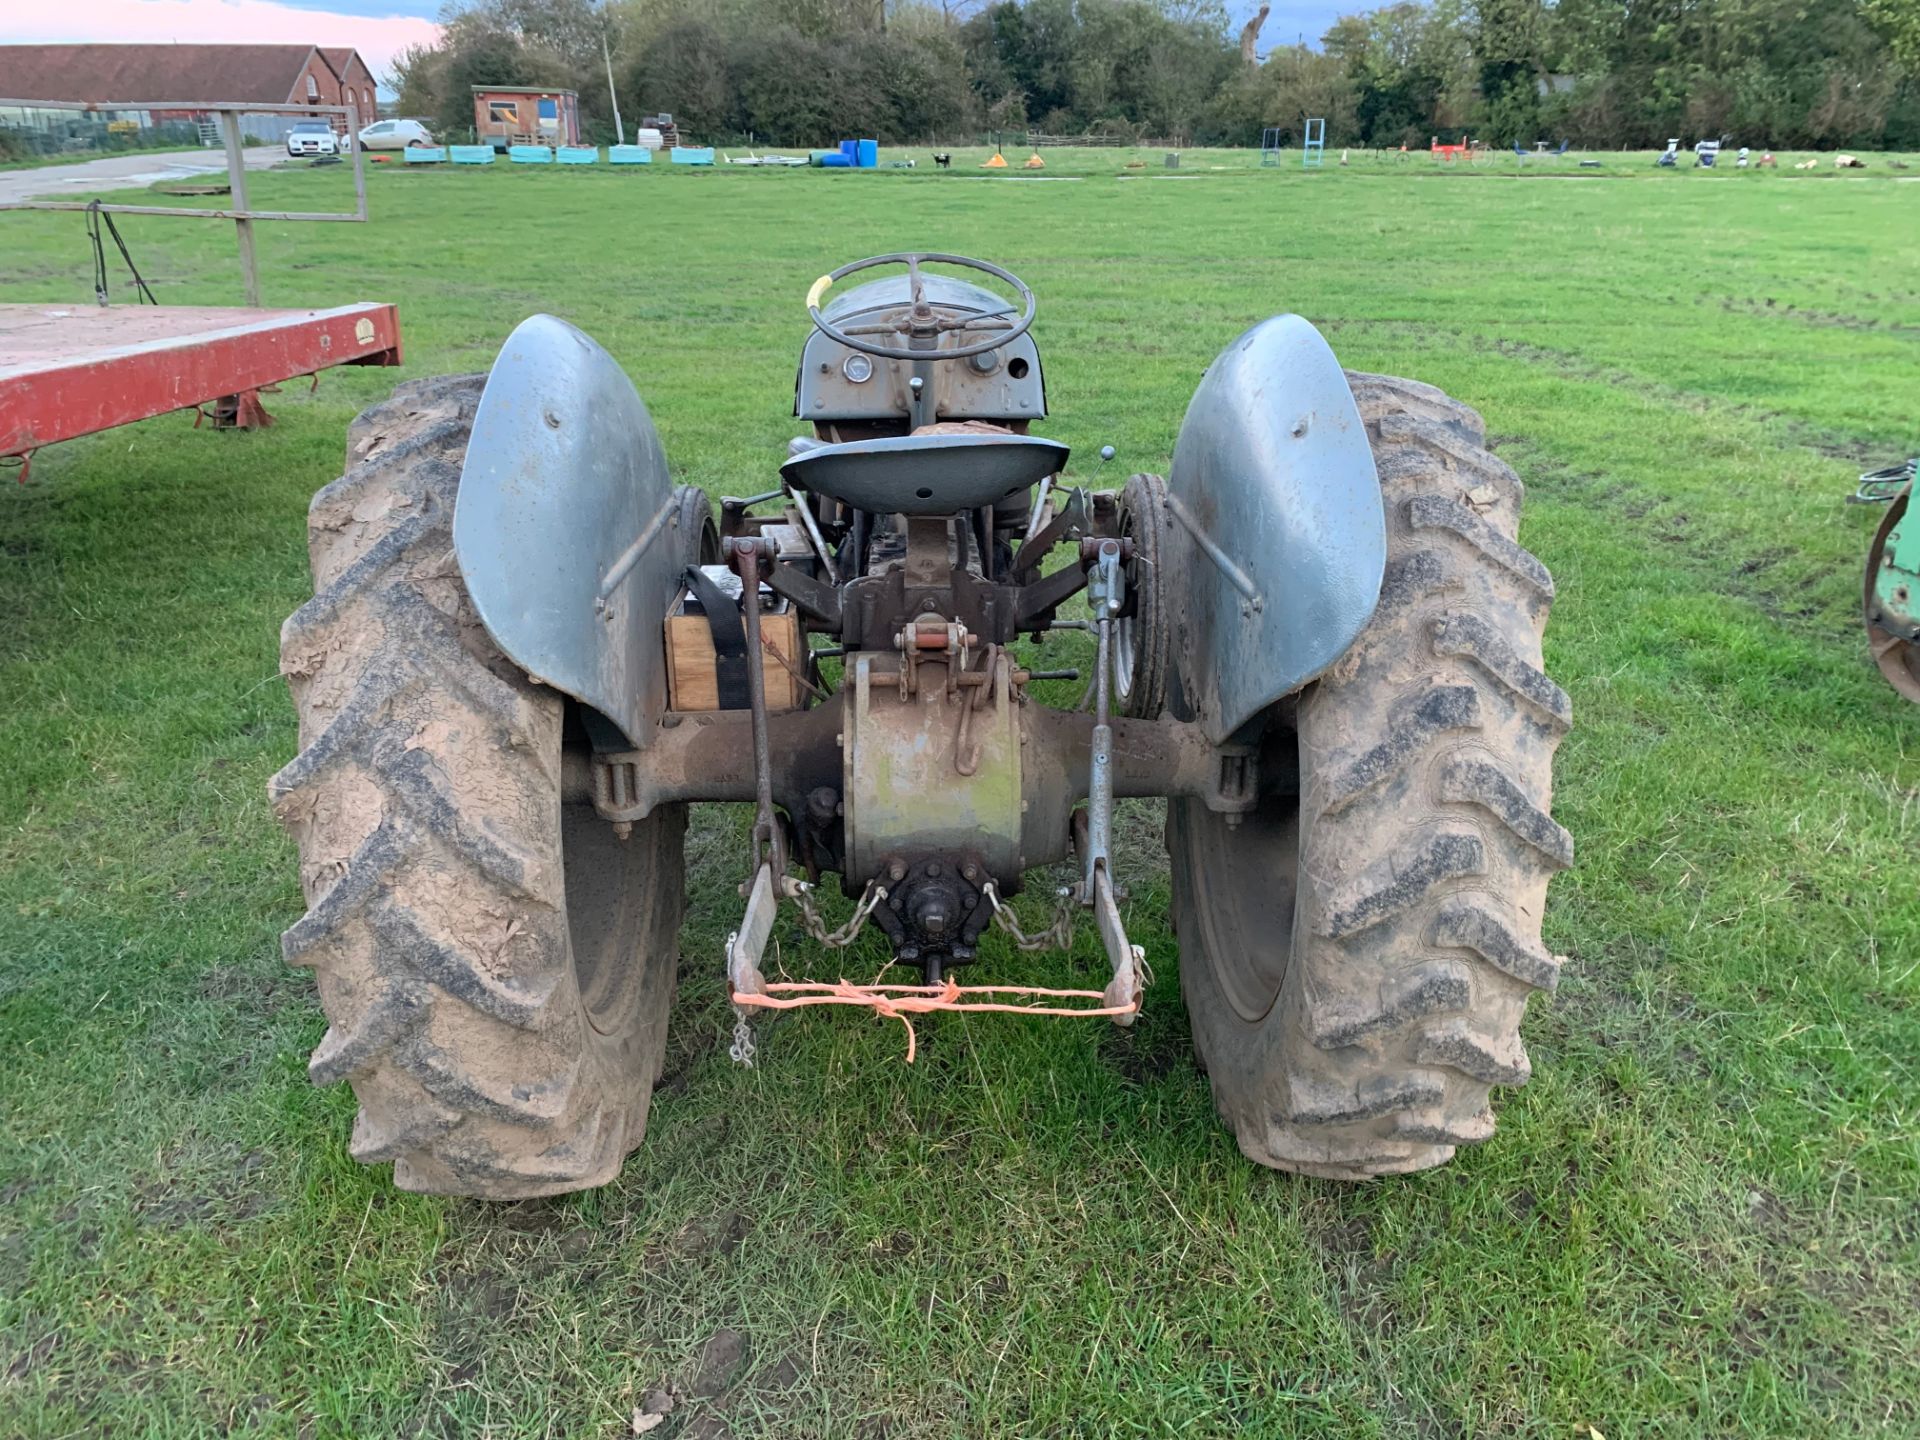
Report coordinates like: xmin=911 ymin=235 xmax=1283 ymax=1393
xmin=471 ymin=86 xmax=578 ymax=97
xmin=320 ymin=48 xmax=362 ymax=81
xmin=0 ymin=44 xmax=351 ymax=107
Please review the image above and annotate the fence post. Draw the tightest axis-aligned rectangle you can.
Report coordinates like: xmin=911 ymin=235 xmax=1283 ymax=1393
xmin=348 ymin=102 xmax=368 ymax=222
xmin=219 ymin=110 xmax=261 ymax=306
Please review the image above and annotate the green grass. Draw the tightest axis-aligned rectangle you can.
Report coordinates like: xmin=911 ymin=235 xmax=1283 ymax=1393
xmin=3 ymin=149 xmax=1918 ymax=1439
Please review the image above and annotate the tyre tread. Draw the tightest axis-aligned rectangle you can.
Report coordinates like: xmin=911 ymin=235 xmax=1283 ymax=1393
xmin=1179 ymin=370 xmax=1569 ymax=1179
xmin=272 ymin=379 xmax=677 ymax=1198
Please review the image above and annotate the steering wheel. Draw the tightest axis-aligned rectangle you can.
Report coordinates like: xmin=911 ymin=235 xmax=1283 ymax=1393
xmin=805 ymin=252 xmax=1036 ymax=362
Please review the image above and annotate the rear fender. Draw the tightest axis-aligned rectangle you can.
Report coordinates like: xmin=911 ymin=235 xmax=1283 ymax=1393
xmin=453 ymin=315 xmax=681 ymax=748
xmin=1169 ymin=315 xmax=1384 ymax=743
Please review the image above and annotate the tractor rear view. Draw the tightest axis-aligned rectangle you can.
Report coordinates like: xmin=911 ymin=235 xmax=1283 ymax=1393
xmin=271 ymin=254 xmax=1571 ymax=1197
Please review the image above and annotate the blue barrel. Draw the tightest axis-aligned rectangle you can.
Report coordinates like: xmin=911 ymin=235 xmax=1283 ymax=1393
xmin=856 ymin=138 xmax=878 ymax=168
xmin=839 ymin=139 xmax=857 ymax=160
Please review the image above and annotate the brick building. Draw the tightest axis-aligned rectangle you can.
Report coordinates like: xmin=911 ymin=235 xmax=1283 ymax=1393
xmin=0 ymin=44 xmax=380 ymax=140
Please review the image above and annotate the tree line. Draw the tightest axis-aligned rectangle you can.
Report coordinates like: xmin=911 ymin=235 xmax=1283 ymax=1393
xmin=392 ymin=0 xmax=1920 ymax=153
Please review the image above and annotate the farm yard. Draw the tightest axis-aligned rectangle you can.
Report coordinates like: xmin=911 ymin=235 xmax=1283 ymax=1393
xmin=2 ymin=149 xmax=1918 ymax=1437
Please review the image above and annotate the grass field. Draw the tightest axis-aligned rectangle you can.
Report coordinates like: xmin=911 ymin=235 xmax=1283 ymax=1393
xmin=3 ymin=147 xmax=1918 ymax=1438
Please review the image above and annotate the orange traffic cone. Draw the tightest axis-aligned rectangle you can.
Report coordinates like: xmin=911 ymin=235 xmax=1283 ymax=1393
xmin=1024 ymin=151 xmax=1045 ymax=169
xmin=982 ymin=151 xmax=1007 ymax=168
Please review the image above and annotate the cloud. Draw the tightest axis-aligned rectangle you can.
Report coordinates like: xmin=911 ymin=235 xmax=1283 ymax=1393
xmin=13 ymin=0 xmax=444 ymax=89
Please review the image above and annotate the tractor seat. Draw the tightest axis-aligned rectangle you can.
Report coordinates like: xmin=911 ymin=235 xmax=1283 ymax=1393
xmin=779 ymin=432 xmax=1069 ymax=516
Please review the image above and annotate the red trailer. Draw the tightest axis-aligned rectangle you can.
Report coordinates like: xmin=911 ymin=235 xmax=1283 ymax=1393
xmin=0 ymin=97 xmax=401 ymax=476
xmin=0 ymin=301 xmax=402 ymax=472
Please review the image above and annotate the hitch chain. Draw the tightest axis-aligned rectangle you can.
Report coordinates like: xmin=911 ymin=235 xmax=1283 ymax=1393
xmin=729 ymin=1011 xmax=757 ymax=1068
xmin=783 ymin=875 xmax=888 ymax=949
xmin=981 ymin=880 xmax=1075 ymax=952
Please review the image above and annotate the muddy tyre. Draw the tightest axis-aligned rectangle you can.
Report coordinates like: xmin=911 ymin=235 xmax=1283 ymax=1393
xmin=1170 ymin=372 xmax=1571 ymax=1179
xmin=271 ymin=375 xmax=686 ymax=1198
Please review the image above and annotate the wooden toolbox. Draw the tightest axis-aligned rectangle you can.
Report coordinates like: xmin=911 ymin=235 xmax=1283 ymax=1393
xmin=665 ymin=566 xmax=806 ymax=713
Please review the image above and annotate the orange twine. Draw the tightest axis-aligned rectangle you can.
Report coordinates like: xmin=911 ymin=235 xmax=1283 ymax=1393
xmin=730 ymin=978 xmax=1138 ymax=1063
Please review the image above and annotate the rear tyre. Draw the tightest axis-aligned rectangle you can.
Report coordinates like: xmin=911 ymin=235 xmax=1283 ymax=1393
xmin=271 ymin=375 xmax=687 ymax=1198
xmin=1171 ymin=372 xmax=1570 ymax=1178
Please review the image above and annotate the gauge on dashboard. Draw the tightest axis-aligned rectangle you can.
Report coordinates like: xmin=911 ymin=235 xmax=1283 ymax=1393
xmin=841 ymin=353 xmax=874 ymax=384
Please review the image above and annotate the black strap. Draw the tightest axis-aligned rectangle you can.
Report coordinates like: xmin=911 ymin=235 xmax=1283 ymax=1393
xmin=684 ymin=565 xmax=751 ymax=710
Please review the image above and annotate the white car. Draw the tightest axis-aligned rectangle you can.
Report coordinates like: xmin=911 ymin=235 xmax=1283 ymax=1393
xmin=357 ymin=119 xmax=435 ymax=152
xmin=285 ymin=121 xmax=341 ymax=158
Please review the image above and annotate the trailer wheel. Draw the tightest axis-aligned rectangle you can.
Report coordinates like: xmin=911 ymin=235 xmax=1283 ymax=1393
xmin=271 ymin=375 xmax=686 ymax=1198
xmin=1170 ymin=372 xmax=1570 ymax=1179
xmin=1865 ymin=488 xmax=1920 ymax=703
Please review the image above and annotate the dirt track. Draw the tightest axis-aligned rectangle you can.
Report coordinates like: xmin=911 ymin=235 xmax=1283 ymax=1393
xmin=0 ymin=145 xmax=284 ymax=205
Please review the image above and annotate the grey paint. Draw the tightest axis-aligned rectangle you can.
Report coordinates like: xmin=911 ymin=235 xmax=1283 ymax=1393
xmin=781 ymin=432 xmax=1069 ymax=515
xmin=794 ymin=275 xmax=1047 ymax=423
xmin=454 ymin=314 xmax=680 ymax=748
xmin=1169 ymin=314 xmax=1384 ymax=742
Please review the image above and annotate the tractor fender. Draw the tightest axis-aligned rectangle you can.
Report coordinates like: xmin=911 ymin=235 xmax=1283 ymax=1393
xmin=1168 ymin=315 xmax=1385 ymax=743
xmin=453 ymin=315 xmax=681 ymax=748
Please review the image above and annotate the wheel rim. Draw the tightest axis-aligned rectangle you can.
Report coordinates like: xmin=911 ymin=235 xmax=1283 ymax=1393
xmin=1114 ymin=621 xmax=1139 ymax=704
xmin=1114 ymin=507 xmax=1139 ymax=701
xmin=1114 ymin=475 xmax=1164 ymax=715
xmin=1169 ymin=757 xmax=1300 ymax=1024
xmin=1115 ymin=490 xmax=1142 ymax=702
xmin=559 ymin=715 xmax=669 ymax=1037
xmin=1865 ymin=491 xmax=1920 ymax=703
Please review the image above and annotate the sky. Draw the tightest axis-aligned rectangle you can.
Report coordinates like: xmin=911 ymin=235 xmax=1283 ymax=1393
xmin=9 ymin=0 xmax=1347 ymax=94
xmin=1240 ymin=2 xmax=1349 ymax=51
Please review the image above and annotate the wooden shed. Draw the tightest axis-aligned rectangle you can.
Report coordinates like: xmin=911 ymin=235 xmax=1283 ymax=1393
xmin=471 ymin=86 xmax=580 ymax=149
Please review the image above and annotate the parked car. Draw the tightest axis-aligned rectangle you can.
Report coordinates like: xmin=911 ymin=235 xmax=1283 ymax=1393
xmin=357 ymin=119 xmax=435 ymax=152
xmin=285 ymin=121 xmax=341 ymax=158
